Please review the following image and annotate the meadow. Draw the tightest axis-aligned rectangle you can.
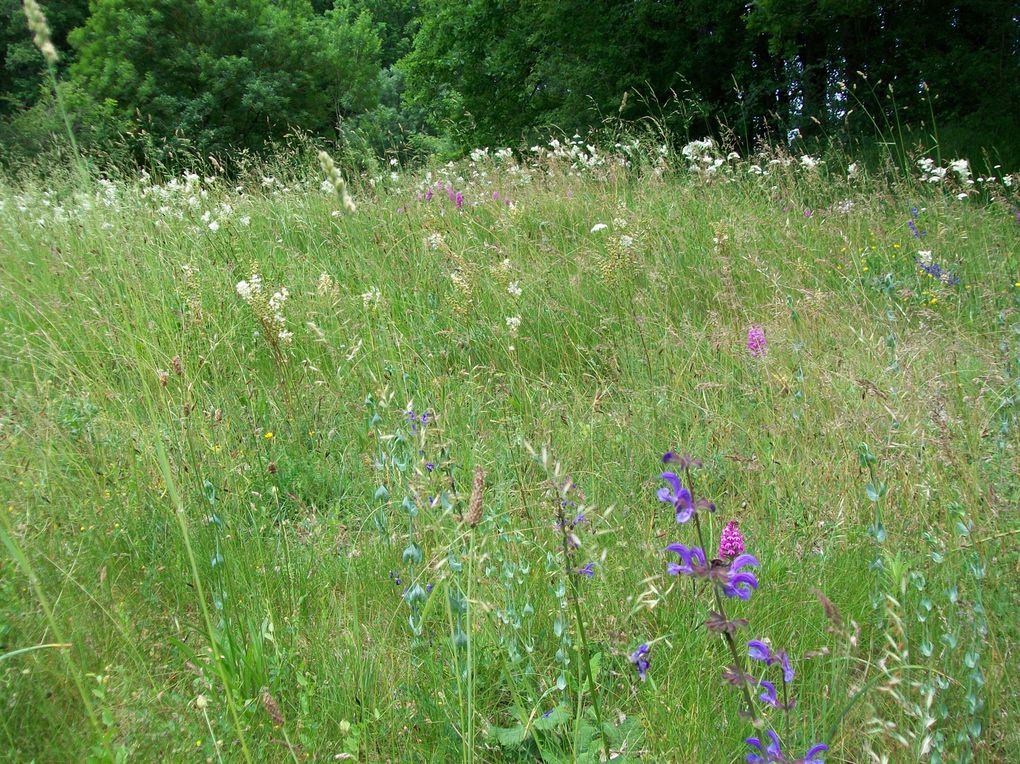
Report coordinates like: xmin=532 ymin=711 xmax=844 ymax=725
xmin=1 ymin=141 xmax=1018 ymax=762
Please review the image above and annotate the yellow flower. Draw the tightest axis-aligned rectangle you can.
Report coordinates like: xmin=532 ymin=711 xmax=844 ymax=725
xmin=264 ymin=432 xmax=274 ymax=439
xmin=1014 ymin=281 xmax=1020 ymax=288
xmin=893 ymin=243 xmax=900 ymax=249
xmin=862 ymin=266 xmax=869 ymax=272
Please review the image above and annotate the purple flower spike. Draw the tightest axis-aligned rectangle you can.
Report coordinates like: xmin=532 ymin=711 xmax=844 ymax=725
xmin=722 ymin=554 xmax=760 ymax=600
xmin=424 ymin=188 xmax=433 ymax=201
xmin=657 ymin=472 xmax=694 ymax=523
xmin=630 ymin=644 xmax=650 ymax=681
xmin=719 ymin=521 xmax=745 ymax=558
xmin=578 ymin=562 xmax=596 ymax=577
xmin=455 ymin=191 xmax=464 ymax=209
xmin=747 ymin=325 xmax=768 ymax=358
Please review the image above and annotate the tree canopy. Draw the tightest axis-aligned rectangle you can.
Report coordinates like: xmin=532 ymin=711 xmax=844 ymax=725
xmin=1 ymin=0 xmax=1018 ymax=165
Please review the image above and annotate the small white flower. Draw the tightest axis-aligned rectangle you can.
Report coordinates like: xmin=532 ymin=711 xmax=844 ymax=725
xmin=507 ymin=281 xmax=522 ymax=298
xmin=505 ymin=315 xmax=521 ymax=336
xmin=590 ymin=223 xmax=608 ymax=233
xmin=618 ymin=234 xmax=635 ymax=249
xmin=956 ymin=192 xmax=968 ymax=200
xmin=917 ymin=250 xmax=933 ymax=265
xmin=208 ymin=220 xmax=220 ymax=232
xmin=239 ymin=215 xmax=251 ymax=226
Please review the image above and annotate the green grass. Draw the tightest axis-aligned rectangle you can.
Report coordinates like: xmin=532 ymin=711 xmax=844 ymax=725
xmin=1 ymin=150 xmax=1018 ymax=762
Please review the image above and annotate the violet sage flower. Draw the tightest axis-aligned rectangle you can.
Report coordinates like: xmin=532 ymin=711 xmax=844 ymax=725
xmin=630 ymin=643 xmax=650 ymax=681
xmin=578 ymin=562 xmax=596 ymax=577
xmin=748 ymin=640 xmax=794 ymax=682
xmin=745 ymin=730 xmax=827 ymax=763
xmin=666 ymin=544 xmax=760 ymax=600
xmin=720 ymin=553 xmax=760 ymax=600
xmin=658 ymin=471 xmax=694 ymax=522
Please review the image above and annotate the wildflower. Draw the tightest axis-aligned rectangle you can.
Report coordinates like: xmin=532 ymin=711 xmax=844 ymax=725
xmin=657 ymin=472 xmax=693 ymax=522
xmin=949 ymin=158 xmax=971 ymax=182
xmin=630 ymin=644 xmax=650 ymax=681
xmin=915 ymin=258 xmax=960 ymax=286
xmin=719 ymin=521 xmax=745 ymax=558
xmin=745 ymin=730 xmax=827 ymax=763
xmin=264 ymin=432 xmax=274 ymax=439
xmin=590 ymin=223 xmax=608 ymax=233
xmin=747 ymin=325 xmax=768 ymax=358
xmin=665 ymin=543 xmax=708 ymax=576
xmin=758 ymin=679 xmax=781 ymax=708
xmin=662 ymin=452 xmax=702 ymax=469
xmin=908 ymin=219 xmax=926 ymax=238
xmin=721 ymin=554 xmax=760 ymax=600
xmin=748 ymin=640 xmax=795 ymax=681
xmin=455 ymin=191 xmax=464 ymax=209
xmin=578 ymin=562 xmax=596 ymax=577
xmin=666 ymin=544 xmax=760 ymax=600
xmin=507 ymin=281 xmax=522 ymax=298
xmin=425 ymin=462 xmax=435 ymax=472
xmin=506 ymin=315 xmax=521 ymax=336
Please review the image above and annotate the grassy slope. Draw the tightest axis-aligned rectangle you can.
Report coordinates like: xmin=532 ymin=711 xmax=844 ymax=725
xmin=0 ymin=154 xmax=1018 ymax=762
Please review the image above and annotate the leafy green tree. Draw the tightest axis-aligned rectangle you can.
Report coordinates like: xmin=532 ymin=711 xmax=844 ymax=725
xmin=69 ymin=0 xmax=382 ymax=158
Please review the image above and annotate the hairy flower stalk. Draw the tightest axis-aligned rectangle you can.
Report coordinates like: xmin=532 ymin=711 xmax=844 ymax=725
xmin=318 ymin=150 xmax=356 ymax=212
xmin=23 ymin=0 xmax=57 ymax=64
xmin=663 ymin=458 xmax=759 ymax=722
xmin=551 ymin=472 xmax=612 ymax=763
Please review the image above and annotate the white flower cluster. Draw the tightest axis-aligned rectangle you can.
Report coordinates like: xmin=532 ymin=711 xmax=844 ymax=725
xmin=529 ymin=135 xmax=606 ymax=173
xmin=236 ymin=271 xmax=293 ymax=346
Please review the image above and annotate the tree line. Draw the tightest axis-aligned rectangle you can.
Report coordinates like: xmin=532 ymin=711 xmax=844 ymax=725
xmin=1 ymin=0 xmax=1018 ymax=168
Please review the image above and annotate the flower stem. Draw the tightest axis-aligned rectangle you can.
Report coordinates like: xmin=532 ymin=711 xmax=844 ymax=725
xmin=692 ymin=504 xmax=759 ymax=723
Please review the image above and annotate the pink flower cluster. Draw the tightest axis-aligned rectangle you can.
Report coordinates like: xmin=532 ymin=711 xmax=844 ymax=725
xmin=747 ymin=325 xmax=768 ymax=358
xmin=718 ymin=520 xmax=745 ymax=558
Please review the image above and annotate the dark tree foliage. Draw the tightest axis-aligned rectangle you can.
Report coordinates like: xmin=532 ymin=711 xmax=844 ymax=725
xmin=0 ymin=0 xmax=1017 ymax=163
xmin=401 ymin=0 xmax=1020 ymax=156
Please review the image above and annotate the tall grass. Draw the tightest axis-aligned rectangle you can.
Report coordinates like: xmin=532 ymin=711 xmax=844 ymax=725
xmin=0 ymin=142 xmax=1018 ymax=761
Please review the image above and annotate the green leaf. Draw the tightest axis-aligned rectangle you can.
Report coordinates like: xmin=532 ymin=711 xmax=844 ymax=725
xmin=489 ymin=723 xmax=528 ymax=747
xmin=534 ymin=704 xmax=569 ymax=730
